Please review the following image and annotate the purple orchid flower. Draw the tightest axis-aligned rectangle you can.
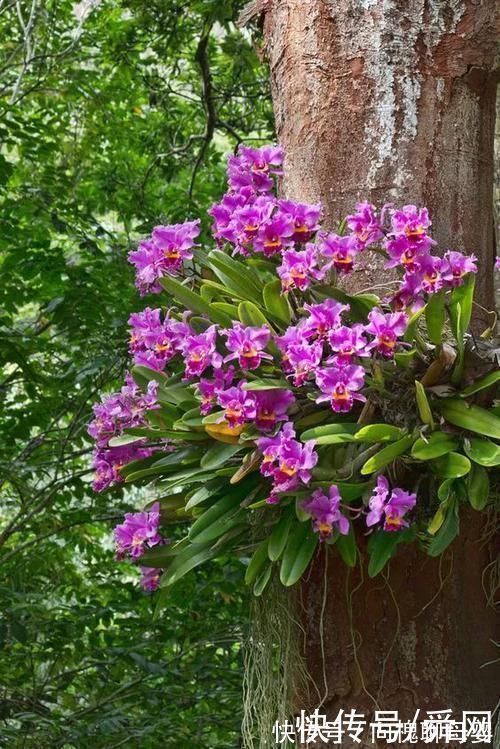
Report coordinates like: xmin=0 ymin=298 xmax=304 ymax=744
xmin=253 ymin=214 xmax=295 ymax=256
xmin=88 ymin=374 xmax=159 ymax=448
xmin=365 ymin=309 xmax=408 ymax=358
xmin=346 ymin=201 xmax=383 ymax=249
xmin=388 ymin=272 xmax=426 ymax=312
xmin=92 ymin=444 xmax=156 ymax=493
xmin=128 ymin=220 xmax=200 ymax=294
xmin=315 ymin=365 xmax=366 ymax=413
xmin=287 ymin=340 xmax=324 ymax=386
xmin=222 ymin=323 xmax=272 ymax=370
xmin=366 ymin=475 xmax=417 ymax=532
xmin=277 ymin=246 xmax=325 ymax=292
xmin=254 ymin=389 xmax=295 ymax=431
xmin=389 ymin=205 xmax=435 ymax=252
xmin=276 ymin=324 xmax=309 ymax=373
xmin=384 ymin=234 xmax=429 ymax=273
xmin=328 ymin=324 xmax=369 ymax=366
xmin=302 ymin=486 xmax=350 ymax=539
xmin=113 ymin=501 xmax=163 ymax=560
xmin=128 ymin=308 xmax=191 ymax=371
xmin=256 ymin=421 xmax=318 ymax=498
xmin=278 ymin=199 xmax=322 ymax=242
xmin=179 ymin=325 xmax=222 ymax=379
xmin=196 ymin=366 xmax=235 ymax=415
xmin=216 ymin=382 xmax=256 ymax=428
xmin=209 ymin=187 xmax=256 ymax=242
xmin=303 ymin=299 xmax=348 ymax=339
xmin=442 ymin=250 xmax=477 ymax=287
xmin=418 ymin=255 xmax=447 ymax=294
xmin=139 ymin=566 xmax=163 ymax=591
xmin=495 ymin=257 xmax=500 ymax=271
xmin=227 ymin=145 xmax=283 ymax=193
xmin=318 ymin=233 xmax=359 ymax=274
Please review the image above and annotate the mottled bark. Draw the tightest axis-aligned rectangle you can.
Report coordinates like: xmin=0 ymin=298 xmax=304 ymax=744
xmin=258 ymin=0 xmax=499 ymax=741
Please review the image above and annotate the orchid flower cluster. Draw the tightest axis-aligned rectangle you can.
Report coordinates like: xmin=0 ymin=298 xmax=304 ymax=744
xmin=88 ymin=374 xmax=161 ymax=493
xmin=88 ymin=143 xmax=499 ymax=594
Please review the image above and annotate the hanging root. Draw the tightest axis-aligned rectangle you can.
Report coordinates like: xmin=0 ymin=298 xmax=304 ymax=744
xmin=241 ymin=577 xmax=308 ymax=749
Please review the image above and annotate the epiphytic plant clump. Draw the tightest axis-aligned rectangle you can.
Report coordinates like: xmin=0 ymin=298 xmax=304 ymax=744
xmin=88 ymin=144 xmax=499 ymax=595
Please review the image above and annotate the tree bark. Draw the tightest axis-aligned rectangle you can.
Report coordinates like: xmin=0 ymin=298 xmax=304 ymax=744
xmin=259 ymin=0 xmax=499 ymax=742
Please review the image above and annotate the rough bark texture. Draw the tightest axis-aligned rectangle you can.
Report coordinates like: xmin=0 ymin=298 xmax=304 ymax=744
xmin=263 ymin=0 xmax=498 ymax=305
xmin=259 ymin=1 xmax=499 ymax=743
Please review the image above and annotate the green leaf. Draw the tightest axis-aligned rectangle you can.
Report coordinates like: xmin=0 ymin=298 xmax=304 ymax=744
xmin=245 ymin=539 xmax=269 ymax=585
xmin=411 ymin=432 xmax=459 ymax=460
xmin=185 ymin=481 xmax=223 ymax=510
xmin=280 ymin=522 xmax=318 ymax=587
xmin=335 ymin=525 xmax=357 ymax=567
xmin=437 ymin=399 xmax=500 ymax=440
xmin=431 ymin=452 xmax=471 ymax=479
xmin=253 ymin=564 xmax=273 ymax=596
xmin=160 ymin=545 xmax=220 ymax=588
xmin=403 ymin=305 xmax=426 ymax=342
xmin=415 ymin=381 xmax=434 ymax=428
xmin=360 ymin=435 xmax=415 ymax=475
xmin=466 ymin=464 xmax=490 ymax=510
xmin=463 ymin=437 xmax=500 ymax=467
xmin=367 ymin=531 xmax=400 ymax=577
xmin=200 ymin=443 xmax=244 ymax=470
xmin=189 ymin=492 xmax=245 ymax=544
xmin=108 ymin=434 xmax=143 ymax=447
xmin=449 ymin=274 xmax=475 ymax=343
xmin=263 ymin=278 xmax=291 ymax=324
xmin=268 ymin=507 xmax=295 ymax=562
xmin=425 ymin=291 xmax=446 ymax=345
xmin=242 ymin=378 xmax=289 ymax=391
xmin=311 ymin=433 xmax=357 ymax=446
xmin=427 ymin=500 xmax=459 ymax=557
xmin=159 ymin=275 xmax=212 ymax=317
xmin=460 ymin=371 xmax=500 ymax=397
xmin=300 ymin=423 xmax=359 ymax=441
xmin=237 ymin=300 xmax=271 ymax=328
xmin=354 ymin=424 xmax=404 ymax=443
xmin=208 ymin=250 xmax=262 ymax=303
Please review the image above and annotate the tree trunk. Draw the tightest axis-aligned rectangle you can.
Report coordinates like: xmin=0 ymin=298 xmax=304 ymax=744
xmin=259 ymin=0 xmax=499 ymax=742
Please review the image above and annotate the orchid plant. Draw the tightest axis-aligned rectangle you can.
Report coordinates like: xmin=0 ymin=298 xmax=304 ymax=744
xmin=88 ymin=144 xmax=500 ymax=596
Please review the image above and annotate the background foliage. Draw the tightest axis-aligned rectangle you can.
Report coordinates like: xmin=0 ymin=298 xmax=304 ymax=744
xmin=0 ymin=1 xmax=272 ymax=745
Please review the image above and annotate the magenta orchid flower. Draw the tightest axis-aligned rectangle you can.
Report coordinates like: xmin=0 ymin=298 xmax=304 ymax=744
xmin=389 ymin=205 xmax=435 ymax=252
xmin=128 ymin=220 xmax=200 ymax=294
xmin=277 ymin=246 xmax=325 ymax=292
xmin=139 ymin=566 xmax=162 ymax=592
xmin=254 ymin=389 xmax=295 ymax=431
xmin=216 ymin=382 xmax=256 ymax=428
xmin=256 ymin=421 xmax=317 ymax=499
xmin=222 ymin=323 xmax=272 ymax=370
xmin=287 ymin=340 xmax=323 ymax=386
xmin=328 ymin=324 xmax=369 ymax=365
xmin=114 ymin=501 xmax=164 ymax=560
xmin=302 ymin=486 xmax=350 ymax=539
xmin=318 ymin=233 xmax=359 ymax=274
xmin=180 ymin=325 xmax=222 ymax=379
xmin=303 ymin=299 xmax=348 ymax=339
xmin=346 ymin=201 xmax=383 ymax=249
xmin=366 ymin=475 xmax=417 ymax=532
xmin=196 ymin=366 xmax=235 ymax=415
xmin=442 ymin=250 xmax=477 ymax=287
xmin=278 ymin=199 xmax=322 ymax=242
xmin=315 ymin=365 xmax=366 ymax=413
xmin=253 ymin=214 xmax=295 ymax=256
xmin=92 ymin=444 xmax=156 ymax=493
xmin=128 ymin=307 xmax=191 ymax=371
xmin=365 ymin=309 xmax=408 ymax=358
